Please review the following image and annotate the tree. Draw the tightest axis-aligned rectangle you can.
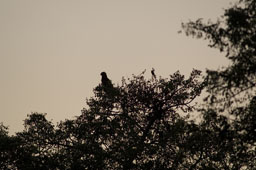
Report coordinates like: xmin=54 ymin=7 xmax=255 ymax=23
xmin=0 ymin=70 xmax=205 ymax=169
xmin=2 ymin=1 xmax=256 ymax=169
xmin=82 ymin=69 xmax=204 ymax=169
xmin=182 ymin=0 xmax=256 ymax=107
xmin=182 ymin=0 xmax=256 ymax=169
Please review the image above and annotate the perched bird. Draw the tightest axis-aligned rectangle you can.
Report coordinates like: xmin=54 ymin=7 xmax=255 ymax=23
xmin=101 ymin=72 xmax=113 ymax=88
xmin=100 ymin=72 xmax=119 ymax=101
xmin=151 ymin=68 xmax=156 ymax=79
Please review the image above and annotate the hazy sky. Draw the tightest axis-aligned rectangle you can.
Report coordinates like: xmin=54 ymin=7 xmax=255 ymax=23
xmin=0 ymin=0 xmax=234 ymax=134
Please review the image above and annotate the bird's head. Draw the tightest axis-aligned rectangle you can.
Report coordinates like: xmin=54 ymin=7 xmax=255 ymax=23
xmin=101 ymin=72 xmax=107 ymax=77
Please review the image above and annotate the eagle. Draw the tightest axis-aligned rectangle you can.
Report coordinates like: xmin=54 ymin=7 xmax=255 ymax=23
xmin=101 ymin=72 xmax=113 ymax=88
xmin=100 ymin=72 xmax=119 ymax=100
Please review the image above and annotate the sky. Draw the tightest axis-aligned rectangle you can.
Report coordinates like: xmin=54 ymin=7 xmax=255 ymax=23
xmin=0 ymin=0 xmax=234 ymax=134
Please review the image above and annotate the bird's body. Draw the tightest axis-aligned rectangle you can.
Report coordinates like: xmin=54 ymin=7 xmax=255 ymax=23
xmin=151 ymin=68 xmax=156 ymax=79
xmin=101 ymin=72 xmax=113 ymax=88
xmin=100 ymin=72 xmax=119 ymax=100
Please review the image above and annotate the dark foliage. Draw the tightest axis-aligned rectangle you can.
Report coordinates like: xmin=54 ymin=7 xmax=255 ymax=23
xmin=0 ymin=70 xmax=206 ymax=170
xmin=182 ymin=0 xmax=256 ymax=108
xmin=1 ymin=0 xmax=256 ymax=169
xmin=182 ymin=0 xmax=256 ymax=169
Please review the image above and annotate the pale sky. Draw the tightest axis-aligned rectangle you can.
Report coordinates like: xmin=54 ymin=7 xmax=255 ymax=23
xmin=0 ymin=0 xmax=234 ymax=134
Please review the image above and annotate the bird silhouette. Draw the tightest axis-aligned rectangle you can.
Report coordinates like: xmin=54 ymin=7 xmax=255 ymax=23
xmin=151 ymin=68 xmax=156 ymax=79
xmin=100 ymin=72 xmax=119 ymax=102
xmin=101 ymin=72 xmax=113 ymax=88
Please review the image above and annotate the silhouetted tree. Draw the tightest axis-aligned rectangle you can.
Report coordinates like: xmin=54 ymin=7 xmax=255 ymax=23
xmin=0 ymin=70 xmax=205 ymax=169
xmin=78 ymin=69 xmax=204 ymax=169
xmin=182 ymin=0 xmax=256 ymax=107
xmin=182 ymin=0 xmax=256 ymax=169
xmin=1 ymin=0 xmax=256 ymax=169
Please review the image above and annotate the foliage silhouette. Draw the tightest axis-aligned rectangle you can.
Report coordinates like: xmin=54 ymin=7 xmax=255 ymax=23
xmin=1 ymin=0 xmax=256 ymax=169
xmin=0 ymin=70 xmax=206 ymax=169
xmin=182 ymin=0 xmax=256 ymax=169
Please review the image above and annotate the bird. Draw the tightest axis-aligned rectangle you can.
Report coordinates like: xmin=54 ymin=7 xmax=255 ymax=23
xmin=101 ymin=72 xmax=113 ymax=88
xmin=151 ymin=68 xmax=156 ymax=79
xmin=100 ymin=72 xmax=119 ymax=101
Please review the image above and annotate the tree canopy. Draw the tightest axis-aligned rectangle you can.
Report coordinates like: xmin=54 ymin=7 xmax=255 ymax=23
xmin=182 ymin=0 xmax=256 ymax=108
xmin=182 ymin=0 xmax=256 ymax=169
xmin=1 ymin=70 xmax=206 ymax=169
xmin=1 ymin=0 xmax=256 ymax=169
